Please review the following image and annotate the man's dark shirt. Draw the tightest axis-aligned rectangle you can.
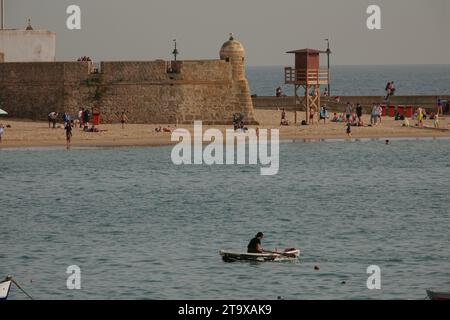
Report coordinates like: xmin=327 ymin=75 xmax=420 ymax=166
xmin=247 ymin=237 xmax=261 ymax=253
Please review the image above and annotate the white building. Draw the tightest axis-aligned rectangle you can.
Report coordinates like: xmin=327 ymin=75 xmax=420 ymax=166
xmin=0 ymin=22 xmax=56 ymax=62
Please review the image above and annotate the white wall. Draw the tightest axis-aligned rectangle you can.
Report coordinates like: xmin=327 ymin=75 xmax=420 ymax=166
xmin=0 ymin=30 xmax=56 ymax=62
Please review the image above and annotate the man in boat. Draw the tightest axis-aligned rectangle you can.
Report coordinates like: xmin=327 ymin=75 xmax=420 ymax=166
xmin=247 ymin=232 xmax=264 ymax=254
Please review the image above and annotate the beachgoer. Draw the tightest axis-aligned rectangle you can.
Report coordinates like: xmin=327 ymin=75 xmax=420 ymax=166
xmin=247 ymin=232 xmax=264 ymax=254
xmin=65 ymin=122 xmax=73 ymax=149
xmin=309 ymin=106 xmax=316 ymax=125
xmin=417 ymin=107 xmax=424 ymax=128
xmin=48 ymin=112 xmax=58 ymax=129
xmin=376 ymin=104 xmax=383 ymax=124
xmin=78 ymin=108 xmax=84 ymax=128
xmin=437 ymin=99 xmax=443 ymax=116
xmin=323 ymin=88 xmax=329 ymax=97
xmin=345 ymin=103 xmax=353 ymax=122
xmin=351 ymin=112 xmax=358 ymax=125
xmin=385 ymin=81 xmax=395 ymax=100
xmin=120 ymin=111 xmax=128 ymax=129
xmin=320 ymin=105 xmax=328 ymax=124
xmin=63 ymin=112 xmax=71 ymax=126
xmin=434 ymin=113 xmax=440 ymax=128
xmin=0 ymin=124 xmax=4 ymax=143
xmin=280 ymin=108 xmax=288 ymax=126
xmin=390 ymin=82 xmax=396 ymax=96
xmin=402 ymin=117 xmax=410 ymax=127
xmin=371 ymin=104 xmax=378 ymax=126
xmin=346 ymin=122 xmax=352 ymax=137
xmin=332 ymin=113 xmax=339 ymax=122
xmin=356 ymin=104 xmax=363 ymax=122
xmin=83 ymin=109 xmax=91 ymax=129
xmin=276 ymin=87 xmax=283 ymax=97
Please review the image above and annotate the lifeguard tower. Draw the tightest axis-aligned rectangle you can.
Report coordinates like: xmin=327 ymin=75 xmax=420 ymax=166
xmin=285 ymin=49 xmax=329 ymax=124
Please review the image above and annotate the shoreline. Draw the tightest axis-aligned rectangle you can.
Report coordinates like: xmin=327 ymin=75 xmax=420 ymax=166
xmin=1 ymin=111 xmax=449 ymax=150
xmin=0 ymin=121 xmax=450 ymax=151
xmin=1 ymin=136 xmax=450 ymax=151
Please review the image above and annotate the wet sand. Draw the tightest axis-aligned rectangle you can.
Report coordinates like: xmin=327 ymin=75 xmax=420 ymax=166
xmin=0 ymin=110 xmax=449 ymax=149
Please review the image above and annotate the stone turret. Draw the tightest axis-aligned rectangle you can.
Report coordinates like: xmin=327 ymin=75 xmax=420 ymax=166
xmin=220 ymin=33 xmax=246 ymax=80
xmin=220 ymin=34 xmax=258 ymax=125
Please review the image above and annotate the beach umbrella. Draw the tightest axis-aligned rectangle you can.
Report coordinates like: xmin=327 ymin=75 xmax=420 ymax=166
xmin=0 ymin=108 xmax=7 ymax=115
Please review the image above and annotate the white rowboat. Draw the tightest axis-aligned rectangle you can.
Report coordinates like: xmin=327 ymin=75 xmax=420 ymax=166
xmin=0 ymin=280 xmax=12 ymax=301
xmin=220 ymin=249 xmax=300 ymax=262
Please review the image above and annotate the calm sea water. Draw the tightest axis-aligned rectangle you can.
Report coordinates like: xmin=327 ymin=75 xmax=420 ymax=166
xmin=247 ymin=65 xmax=450 ymax=97
xmin=1 ymin=140 xmax=449 ymax=300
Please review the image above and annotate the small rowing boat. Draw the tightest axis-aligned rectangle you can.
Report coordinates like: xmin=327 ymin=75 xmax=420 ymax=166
xmin=219 ymin=248 xmax=300 ymax=262
xmin=0 ymin=279 xmax=12 ymax=301
xmin=427 ymin=290 xmax=450 ymax=301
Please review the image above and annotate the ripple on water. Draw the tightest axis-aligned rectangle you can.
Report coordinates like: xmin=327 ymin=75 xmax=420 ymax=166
xmin=1 ymin=141 xmax=449 ymax=299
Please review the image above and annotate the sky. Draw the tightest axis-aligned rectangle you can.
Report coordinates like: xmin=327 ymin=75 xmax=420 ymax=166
xmin=4 ymin=0 xmax=450 ymax=66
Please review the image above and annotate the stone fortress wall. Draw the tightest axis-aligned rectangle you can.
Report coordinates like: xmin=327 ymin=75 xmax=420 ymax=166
xmin=0 ymin=36 xmax=258 ymax=125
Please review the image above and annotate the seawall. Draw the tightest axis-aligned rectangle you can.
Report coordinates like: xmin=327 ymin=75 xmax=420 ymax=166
xmin=252 ymin=96 xmax=450 ymax=113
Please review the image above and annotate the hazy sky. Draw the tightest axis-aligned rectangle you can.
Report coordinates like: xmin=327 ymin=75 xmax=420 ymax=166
xmin=4 ymin=0 xmax=450 ymax=65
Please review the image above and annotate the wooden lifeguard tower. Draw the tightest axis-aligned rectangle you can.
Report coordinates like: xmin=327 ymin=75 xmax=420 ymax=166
xmin=285 ymin=49 xmax=329 ymax=124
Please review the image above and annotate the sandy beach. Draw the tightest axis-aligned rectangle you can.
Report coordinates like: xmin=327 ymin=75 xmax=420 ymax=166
xmin=0 ymin=110 xmax=449 ymax=149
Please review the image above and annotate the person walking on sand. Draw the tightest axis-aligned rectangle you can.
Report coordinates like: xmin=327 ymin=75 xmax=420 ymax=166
xmin=120 ymin=111 xmax=129 ymax=129
xmin=0 ymin=124 xmax=4 ymax=143
xmin=417 ymin=107 xmax=424 ymax=128
xmin=346 ymin=122 xmax=352 ymax=137
xmin=376 ymin=104 xmax=383 ymax=124
xmin=65 ymin=122 xmax=73 ymax=150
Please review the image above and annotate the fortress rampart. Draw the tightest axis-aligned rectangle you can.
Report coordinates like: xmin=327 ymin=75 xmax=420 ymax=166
xmin=0 ymin=37 xmax=258 ymax=125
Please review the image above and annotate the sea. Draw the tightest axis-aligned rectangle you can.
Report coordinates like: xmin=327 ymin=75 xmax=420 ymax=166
xmin=247 ymin=65 xmax=450 ymax=97
xmin=1 ymin=139 xmax=450 ymax=300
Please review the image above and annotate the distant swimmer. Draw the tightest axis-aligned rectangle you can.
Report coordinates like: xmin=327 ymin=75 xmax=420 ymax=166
xmin=247 ymin=232 xmax=264 ymax=254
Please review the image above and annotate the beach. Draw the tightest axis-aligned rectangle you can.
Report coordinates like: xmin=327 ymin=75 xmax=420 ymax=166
xmin=0 ymin=110 xmax=449 ymax=149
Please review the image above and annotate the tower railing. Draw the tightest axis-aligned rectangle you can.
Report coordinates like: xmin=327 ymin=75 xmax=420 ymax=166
xmin=285 ymin=67 xmax=329 ymax=85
